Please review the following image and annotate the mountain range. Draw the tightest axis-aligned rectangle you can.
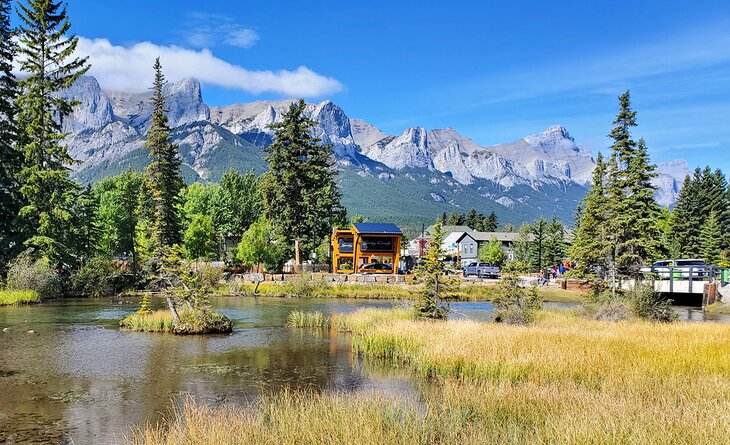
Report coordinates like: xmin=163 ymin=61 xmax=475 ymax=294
xmin=60 ymin=76 xmax=690 ymax=228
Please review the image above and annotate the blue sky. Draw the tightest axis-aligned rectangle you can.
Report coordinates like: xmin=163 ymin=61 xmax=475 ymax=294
xmin=63 ymin=0 xmax=730 ymax=173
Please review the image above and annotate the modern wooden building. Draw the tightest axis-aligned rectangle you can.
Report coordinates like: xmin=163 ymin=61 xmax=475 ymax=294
xmin=331 ymin=223 xmax=403 ymax=274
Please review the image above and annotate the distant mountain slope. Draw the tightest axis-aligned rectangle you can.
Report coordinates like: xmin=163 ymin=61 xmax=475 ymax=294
xmin=60 ymin=75 xmax=686 ymax=227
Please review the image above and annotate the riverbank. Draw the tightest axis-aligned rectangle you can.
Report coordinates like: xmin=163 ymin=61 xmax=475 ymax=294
xmin=705 ymin=301 xmax=730 ymax=314
xmin=131 ymin=308 xmax=730 ymax=444
xmin=229 ymin=281 xmax=587 ymax=303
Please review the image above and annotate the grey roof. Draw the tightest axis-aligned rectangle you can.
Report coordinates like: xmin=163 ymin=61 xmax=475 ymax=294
xmin=425 ymin=225 xmax=473 ymax=235
xmin=353 ymin=223 xmax=403 ymax=235
xmin=457 ymin=231 xmax=533 ymax=243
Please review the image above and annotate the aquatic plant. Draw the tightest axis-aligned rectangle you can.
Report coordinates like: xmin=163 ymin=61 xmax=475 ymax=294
xmin=286 ymin=310 xmax=330 ymax=328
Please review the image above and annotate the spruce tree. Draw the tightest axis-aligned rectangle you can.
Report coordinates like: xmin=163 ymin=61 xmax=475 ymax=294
xmin=0 ymin=0 xmax=22 ymax=271
xmin=485 ymin=211 xmax=498 ymax=232
xmin=669 ymin=172 xmax=703 ymax=257
xmin=145 ymin=58 xmax=184 ymax=250
xmin=260 ymin=99 xmax=344 ymax=269
xmin=571 ymin=153 xmax=609 ymax=276
xmin=15 ymin=0 xmax=89 ymax=269
xmin=700 ymin=211 xmax=723 ymax=265
xmin=604 ymin=92 xmax=661 ymax=277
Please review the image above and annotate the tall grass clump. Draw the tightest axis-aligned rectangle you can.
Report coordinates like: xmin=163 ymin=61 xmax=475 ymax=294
xmin=120 ymin=310 xmax=175 ymax=333
xmin=492 ymin=272 xmax=541 ymax=324
xmin=287 ymin=310 xmax=330 ymax=328
xmin=0 ymin=290 xmax=41 ymax=306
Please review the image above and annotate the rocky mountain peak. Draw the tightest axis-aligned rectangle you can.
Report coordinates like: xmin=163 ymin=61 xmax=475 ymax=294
xmin=59 ymin=75 xmax=115 ymax=133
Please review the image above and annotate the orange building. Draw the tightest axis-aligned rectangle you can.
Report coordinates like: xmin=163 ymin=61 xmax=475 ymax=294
xmin=331 ymin=223 xmax=402 ymax=274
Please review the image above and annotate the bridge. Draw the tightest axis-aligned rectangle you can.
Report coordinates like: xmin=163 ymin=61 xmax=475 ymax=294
xmin=637 ymin=266 xmax=729 ymax=307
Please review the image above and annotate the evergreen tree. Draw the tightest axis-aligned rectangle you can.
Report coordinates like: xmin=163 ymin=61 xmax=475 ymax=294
xmin=145 ymin=58 xmax=183 ymax=250
xmin=0 ymin=0 xmax=22 ymax=271
xmin=570 ymin=152 xmax=609 ymax=276
xmin=700 ymin=211 xmax=723 ymax=265
xmin=465 ymin=208 xmax=479 ymax=230
xmin=71 ymin=184 xmax=100 ymax=264
xmin=484 ymin=211 xmax=498 ymax=232
xmin=543 ymin=215 xmax=566 ymax=266
xmin=669 ymin=173 xmax=703 ymax=257
xmin=260 ymin=99 xmax=344 ymax=269
xmin=604 ymin=92 xmax=661 ymax=277
xmin=413 ymin=221 xmax=452 ymax=319
xmin=15 ymin=0 xmax=89 ymax=270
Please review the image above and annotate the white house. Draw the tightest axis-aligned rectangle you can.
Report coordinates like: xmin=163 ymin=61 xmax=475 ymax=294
xmin=456 ymin=231 xmax=528 ymax=262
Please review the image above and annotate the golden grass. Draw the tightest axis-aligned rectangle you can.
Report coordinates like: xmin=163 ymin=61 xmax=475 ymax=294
xmin=0 ymin=289 xmax=41 ymax=306
xmin=705 ymin=301 xmax=730 ymax=314
xmin=130 ymin=309 xmax=730 ymax=444
xmin=233 ymin=281 xmax=587 ymax=303
xmin=120 ymin=310 xmax=175 ymax=333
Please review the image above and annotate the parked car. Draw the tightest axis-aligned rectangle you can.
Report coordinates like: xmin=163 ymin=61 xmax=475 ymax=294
xmin=359 ymin=262 xmax=393 ymax=273
xmin=639 ymin=259 xmax=709 ymax=278
xmin=462 ymin=262 xmax=500 ymax=279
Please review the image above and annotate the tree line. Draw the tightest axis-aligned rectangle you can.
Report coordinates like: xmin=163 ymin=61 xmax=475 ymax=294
xmin=570 ymin=91 xmax=729 ymax=281
xmin=437 ymin=209 xmax=499 ymax=232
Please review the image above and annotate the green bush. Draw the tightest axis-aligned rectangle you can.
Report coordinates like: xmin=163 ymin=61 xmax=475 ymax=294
xmin=72 ymin=256 xmax=131 ymax=297
xmin=5 ymin=252 xmax=61 ymax=299
xmin=628 ymin=285 xmax=677 ymax=322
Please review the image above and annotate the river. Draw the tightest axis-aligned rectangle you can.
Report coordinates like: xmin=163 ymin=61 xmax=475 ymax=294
xmin=0 ymin=297 xmax=725 ymax=444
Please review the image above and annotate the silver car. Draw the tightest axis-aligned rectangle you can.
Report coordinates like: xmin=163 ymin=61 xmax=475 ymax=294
xmin=640 ymin=259 xmax=709 ymax=278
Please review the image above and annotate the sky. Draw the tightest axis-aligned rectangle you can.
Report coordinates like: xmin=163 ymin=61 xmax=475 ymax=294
xmin=36 ymin=0 xmax=730 ymax=172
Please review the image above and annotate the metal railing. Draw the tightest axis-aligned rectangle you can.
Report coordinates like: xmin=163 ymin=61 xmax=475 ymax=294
xmin=643 ymin=266 xmax=728 ymax=294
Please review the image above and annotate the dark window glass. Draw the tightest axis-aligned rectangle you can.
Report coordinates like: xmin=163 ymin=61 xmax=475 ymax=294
xmin=338 ymin=238 xmax=354 ymax=253
xmin=361 ymin=236 xmax=394 ymax=252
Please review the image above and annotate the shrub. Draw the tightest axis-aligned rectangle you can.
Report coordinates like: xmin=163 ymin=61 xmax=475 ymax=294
xmin=493 ymin=274 xmax=542 ymax=324
xmin=628 ymin=285 xmax=677 ymax=322
xmin=593 ymin=300 xmax=634 ymax=322
xmin=5 ymin=251 xmax=61 ymax=299
xmin=72 ymin=256 xmax=130 ymax=297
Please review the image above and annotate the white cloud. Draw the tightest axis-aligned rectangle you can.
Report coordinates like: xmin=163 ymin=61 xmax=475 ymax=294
xmin=75 ymin=37 xmax=342 ymax=97
xmin=183 ymin=13 xmax=260 ymax=49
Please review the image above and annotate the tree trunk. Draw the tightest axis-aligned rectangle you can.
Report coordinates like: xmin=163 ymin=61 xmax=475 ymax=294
xmin=165 ymin=294 xmax=180 ymax=324
xmin=295 ymin=239 xmax=301 ymax=273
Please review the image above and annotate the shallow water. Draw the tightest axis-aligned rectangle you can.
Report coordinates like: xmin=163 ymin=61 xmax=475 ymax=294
xmin=0 ymin=297 xmax=723 ymax=444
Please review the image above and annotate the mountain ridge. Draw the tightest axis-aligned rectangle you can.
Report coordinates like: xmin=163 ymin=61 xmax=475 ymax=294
xmin=60 ymin=76 xmax=689 ymax=225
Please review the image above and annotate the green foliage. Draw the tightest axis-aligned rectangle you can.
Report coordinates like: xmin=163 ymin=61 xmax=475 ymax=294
xmin=446 ymin=209 xmax=498 ymax=231
xmin=413 ymin=222 xmax=452 ymax=319
xmin=627 ymin=285 xmax=677 ymax=322
xmin=260 ymin=99 xmax=345 ymax=265
xmin=0 ymin=0 xmax=22 ymax=274
xmin=15 ymin=0 xmax=89 ymax=270
xmin=700 ymin=211 xmax=723 ymax=265
xmin=572 ymin=92 xmax=663 ymax=280
xmin=478 ymin=238 xmax=506 ymax=266
xmin=138 ymin=294 xmax=153 ymax=315
xmin=0 ymin=289 xmax=40 ymax=306
xmin=184 ymin=214 xmax=218 ymax=260
xmin=71 ymin=256 xmax=129 ymax=297
xmin=93 ymin=170 xmax=146 ymax=272
xmin=669 ymin=167 xmax=730 ymax=259
xmin=145 ymin=58 xmax=184 ymax=250
xmin=212 ymin=169 xmax=261 ymax=238
xmin=5 ymin=251 xmax=61 ymax=299
xmin=492 ymin=274 xmax=542 ymax=324
xmin=236 ymin=215 xmax=284 ymax=272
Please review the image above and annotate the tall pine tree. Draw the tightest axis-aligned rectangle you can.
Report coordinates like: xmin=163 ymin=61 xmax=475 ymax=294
xmin=260 ymin=99 xmax=344 ymax=269
xmin=700 ymin=211 xmax=723 ymax=265
xmin=570 ymin=152 xmax=609 ymax=276
xmin=0 ymin=0 xmax=22 ymax=271
xmin=16 ymin=0 xmax=89 ymax=269
xmin=145 ymin=58 xmax=183 ymax=251
xmin=604 ymin=91 xmax=661 ymax=277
